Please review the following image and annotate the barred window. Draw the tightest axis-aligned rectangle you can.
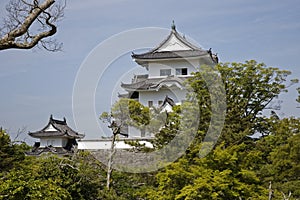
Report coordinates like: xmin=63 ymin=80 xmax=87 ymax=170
xmin=160 ymin=69 xmax=171 ymax=76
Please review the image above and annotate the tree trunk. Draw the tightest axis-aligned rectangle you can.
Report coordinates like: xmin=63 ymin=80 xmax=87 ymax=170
xmin=106 ymin=133 xmax=117 ymax=190
xmin=268 ymin=181 xmax=273 ymax=200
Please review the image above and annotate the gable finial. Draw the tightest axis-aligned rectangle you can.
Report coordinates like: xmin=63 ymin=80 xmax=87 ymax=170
xmin=50 ymin=114 xmax=53 ymax=120
xmin=171 ymin=20 xmax=176 ymax=31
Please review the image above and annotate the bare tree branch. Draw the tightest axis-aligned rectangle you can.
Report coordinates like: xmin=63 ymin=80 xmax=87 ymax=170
xmin=12 ymin=126 xmax=27 ymax=142
xmin=0 ymin=0 xmax=65 ymax=51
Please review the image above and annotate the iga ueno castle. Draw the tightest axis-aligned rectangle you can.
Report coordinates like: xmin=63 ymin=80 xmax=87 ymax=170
xmin=27 ymin=23 xmax=218 ymax=152
xmin=118 ymin=23 xmax=218 ymax=138
xmin=122 ymin=23 xmax=218 ymax=108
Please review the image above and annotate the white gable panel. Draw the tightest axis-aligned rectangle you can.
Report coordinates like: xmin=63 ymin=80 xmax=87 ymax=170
xmin=44 ymin=124 xmax=58 ymax=132
xmin=161 ymin=103 xmax=173 ymax=113
xmin=157 ymin=34 xmax=192 ymax=52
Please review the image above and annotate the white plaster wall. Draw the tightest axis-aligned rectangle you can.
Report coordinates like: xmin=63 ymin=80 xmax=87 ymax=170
xmin=78 ymin=140 xmax=112 ymax=149
xmin=40 ymin=137 xmax=64 ymax=147
xmin=139 ymin=88 xmax=187 ymax=107
xmin=148 ymin=59 xmax=199 ymax=78
xmin=198 ymin=55 xmax=216 ymax=66
xmin=62 ymin=138 xmax=68 ymax=147
xmin=40 ymin=139 xmax=47 ymax=147
xmin=78 ymin=140 xmax=153 ymax=150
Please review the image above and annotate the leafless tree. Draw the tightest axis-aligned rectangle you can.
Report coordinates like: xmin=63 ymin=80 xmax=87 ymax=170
xmin=0 ymin=0 xmax=66 ymax=51
xmin=12 ymin=126 xmax=27 ymax=143
xmin=297 ymin=87 xmax=300 ymax=108
xmin=103 ymin=117 xmax=127 ymax=190
xmin=106 ymin=121 xmax=120 ymax=190
xmin=269 ymin=181 xmax=273 ymax=200
xmin=100 ymin=108 xmax=130 ymax=190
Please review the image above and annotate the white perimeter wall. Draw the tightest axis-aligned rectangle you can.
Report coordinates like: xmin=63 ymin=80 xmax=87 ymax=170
xmin=78 ymin=140 xmax=153 ymax=150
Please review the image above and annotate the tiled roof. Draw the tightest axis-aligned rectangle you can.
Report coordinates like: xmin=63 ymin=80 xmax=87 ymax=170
xmin=132 ymin=50 xmax=209 ymax=60
xmin=131 ymin=25 xmax=218 ymax=64
xmin=25 ymin=146 xmax=73 ymax=156
xmin=121 ymin=75 xmax=188 ymax=91
xmin=28 ymin=115 xmax=84 ymax=139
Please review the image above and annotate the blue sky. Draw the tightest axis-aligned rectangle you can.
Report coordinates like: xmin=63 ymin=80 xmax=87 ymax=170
xmin=0 ymin=0 xmax=300 ymax=142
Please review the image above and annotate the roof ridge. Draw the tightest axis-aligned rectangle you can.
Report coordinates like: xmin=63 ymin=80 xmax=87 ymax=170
xmin=50 ymin=115 xmax=67 ymax=125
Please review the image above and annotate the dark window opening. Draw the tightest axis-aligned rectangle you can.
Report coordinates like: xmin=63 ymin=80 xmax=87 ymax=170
xmin=158 ymin=100 xmax=163 ymax=106
xmin=176 ymin=68 xmax=188 ymax=75
xmin=130 ymin=91 xmax=139 ymax=99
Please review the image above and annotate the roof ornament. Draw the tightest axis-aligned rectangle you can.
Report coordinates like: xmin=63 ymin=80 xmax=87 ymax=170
xmin=208 ymin=48 xmax=219 ymax=64
xmin=50 ymin=114 xmax=53 ymax=120
xmin=171 ymin=20 xmax=176 ymax=31
xmin=208 ymin=48 xmax=212 ymax=55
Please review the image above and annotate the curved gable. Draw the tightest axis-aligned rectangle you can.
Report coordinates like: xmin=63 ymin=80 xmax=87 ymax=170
xmin=156 ymin=32 xmax=194 ymax=52
xmin=44 ymin=124 xmax=58 ymax=132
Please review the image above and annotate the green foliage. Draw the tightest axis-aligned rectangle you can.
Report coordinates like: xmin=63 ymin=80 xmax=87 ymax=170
xmin=257 ymin=117 xmax=300 ymax=199
xmin=100 ymin=98 xmax=150 ymax=131
xmin=186 ymin=65 xmax=216 ymax=141
xmin=1 ymin=60 xmax=300 ymax=199
xmin=135 ymin=61 xmax=300 ymax=199
xmin=0 ymin=129 xmax=29 ymax=173
xmin=128 ymin=99 xmax=150 ymax=127
xmin=188 ymin=60 xmax=297 ymax=146
xmin=0 ymin=150 xmax=107 ymax=200
xmin=107 ymin=171 xmax=156 ymax=199
xmin=139 ymin=142 xmax=268 ymax=200
xmin=0 ymin=158 xmax=72 ymax=199
xmin=124 ymin=140 xmax=153 ymax=152
xmin=269 ymin=134 xmax=300 ymax=197
xmin=151 ymin=105 xmax=181 ymax=149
